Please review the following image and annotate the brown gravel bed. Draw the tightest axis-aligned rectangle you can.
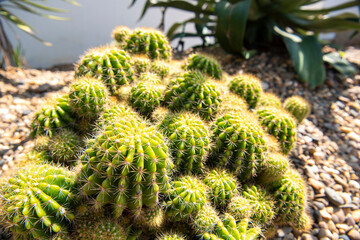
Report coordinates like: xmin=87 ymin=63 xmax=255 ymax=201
xmin=0 ymin=47 xmax=359 ymax=240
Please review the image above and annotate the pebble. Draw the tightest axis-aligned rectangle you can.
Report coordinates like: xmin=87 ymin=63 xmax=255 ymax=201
xmin=347 ymin=229 xmax=360 ymax=240
xmin=325 ymin=187 xmax=346 ymax=206
xmin=309 ymin=178 xmax=326 ymax=191
xmin=352 ymin=210 xmax=360 ymax=223
xmin=320 ymin=208 xmax=333 ymax=220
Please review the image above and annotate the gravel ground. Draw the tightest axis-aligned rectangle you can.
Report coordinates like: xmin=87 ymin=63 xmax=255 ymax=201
xmin=0 ymin=47 xmax=359 ymax=240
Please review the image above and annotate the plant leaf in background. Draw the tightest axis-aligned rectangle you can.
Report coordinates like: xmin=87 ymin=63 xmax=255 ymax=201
xmin=0 ymin=0 xmax=79 ymax=68
xmin=277 ymin=27 xmax=325 ymax=89
xmin=323 ymin=52 xmax=356 ymax=77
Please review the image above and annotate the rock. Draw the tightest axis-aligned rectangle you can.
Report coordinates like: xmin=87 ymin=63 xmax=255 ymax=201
xmin=309 ymin=178 xmax=325 ymax=191
xmin=333 ymin=214 xmax=340 ymax=224
xmin=284 ymin=233 xmax=295 ymax=240
xmin=277 ymin=229 xmax=286 ymax=238
xmin=347 ymin=215 xmax=356 ymax=226
xmin=348 ymin=132 xmax=360 ymax=142
xmin=337 ymin=224 xmax=351 ymax=232
xmin=302 ymin=233 xmax=316 ymax=240
xmin=314 ymin=151 xmax=326 ymax=161
xmin=313 ymin=201 xmax=326 ymax=210
xmin=340 ymin=235 xmax=351 ymax=240
xmin=320 ymin=209 xmax=332 ymax=220
xmin=319 ymin=228 xmax=327 ymax=238
xmin=347 ymin=229 xmax=360 ymax=240
xmin=334 ymin=209 xmax=346 ymax=223
xmin=350 ymin=180 xmax=360 ymax=190
xmin=352 ymin=210 xmax=360 ymax=223
xmin=327 ymin=220 xmax=337 ymax=232
xmin=325 ymin=187 xmax=345 ymax=206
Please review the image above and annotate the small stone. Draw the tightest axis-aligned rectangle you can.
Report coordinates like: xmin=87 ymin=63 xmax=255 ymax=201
xmin=346 ymin=215 xmax=356 ymax=226
xmin=333 ymin=214 xmax=340 ymax=224
xmin=320 ymin=209 xmax=332 ymax=220
xmin=284 ymin=233 xmax=295 ymax=240
xmin=347 ymin=229 xmax=360 ymax=240
xmin=314 ymin=151 xmax=326 ymax=161
xmin=349 ymin=180 xmax=360 ymax=190
xmin=340 ymin=235 xmax=351 ymax=240
xmin=327 ymin=220 xmax=337 ymax=232
xmin=335 ymin=209 xmax=346 ymax=223
xmin=309 ymin=178 xmax=325 ymax=191
xmin=336 ymin=224 xmax=350 ymax=232
xmin=348 ymin=132 xmax=360 ymax=142
xmin=313 ymin=201 xmax=326 ymax=210
xmin=302 ymin=233 xmax=315 ymax=240
xmin=277 ymin=229 xmax=286 ymax=238
xmin=325 ymin=187 xmax=345 ymax=206
xmin=352 ymin=210 xmax=360 ymax=223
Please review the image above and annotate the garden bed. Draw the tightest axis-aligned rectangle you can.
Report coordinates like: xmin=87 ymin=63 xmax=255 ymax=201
xmin=0 ymin=46 xmax=359 ymax=239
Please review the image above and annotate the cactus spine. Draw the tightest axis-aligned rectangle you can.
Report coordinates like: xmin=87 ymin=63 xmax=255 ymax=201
xmin=165 ymin=176 xmax=207 ymax=220
xmin=79 ymin=115 xmax=173 ymax=217
xmin=159 ymin=113 xmax=210 ymax=174
xmin=0 ymin=164 xmax=76 ymax=239
xmin=184 ymin=54 xmax=223 ymax=80
xmin=229 ymin=74 xmax=263 ymax=109
xmin=257 ymin=106 xmax=297 ymax=154
xmin=203 ymin=169 xmax=238 ymax=206
xmin=75 ymin=47 xmax=134 ymax=95
xmin=283 ymin=96 xmax=311 ymax=124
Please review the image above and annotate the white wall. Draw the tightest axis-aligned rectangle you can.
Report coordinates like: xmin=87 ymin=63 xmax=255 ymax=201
xmin=7 ymin=0 xmax=357 ymax=68
xmin=8 ymin=0 xmax=200 ymax=68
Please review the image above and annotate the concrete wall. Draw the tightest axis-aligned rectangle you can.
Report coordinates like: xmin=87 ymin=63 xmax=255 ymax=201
xmin=7 ymin=0 xmax=358 ymax=68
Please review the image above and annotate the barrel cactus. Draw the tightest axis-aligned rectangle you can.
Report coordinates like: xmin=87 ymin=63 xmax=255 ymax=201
xmin=192 ymin=204 xmax=220 ymax=234
xmin=203 ymin=169 xmax=238 ymax=206
xmin=257 ymin=106 xmax=297 ymax=154
xmin=218 ymin=94 xmax=248 ymax=115
xmin=158 ymin=113 xmax=210 ymax=174
xmin=69 ymin=77 xmax=108 ymax=119
xmin=165 ymin=176 xmax=207 ymax=220
xmin=136 ymin=206 xmax=165 ymax=229
xmin=229 ymin=74 xmax=263 ymax=109
xmin=202 ymin=214 xmax=261 ymax=240
xmin=184 ymin=53 xmax=222 ymax=80
xmin=258 ymin=92 xmax=282 ymax=108
xmin=283 ymin=96 xmax=311 ymax=124
xmin=75 ymin=47 xmax=134 ymax=95
xmin=258 ymin=152 xmax=290 ymax=183
xmin=157 ymin=233 xmax=186 ymax=240
xmin=30 ymin=95 xmax=74 ymax=138
xmin=112 ymin=25 xmax=132 ymax=46
xmin=0 ymin=164 xmax=76 ymax=239
xmin=151 ymin=60 xmax=170 ymax=79
xmin=132 ymin=55 xmax=152 ymax=75
xmin=76 ymin=217 xmax=127 ymax=240
xmin=227 ymin=195 xmax=253 ymax=220
xmin=125 ymin=28 xmax=172 ymax=60
xmin=164 ymin=71 xmax=221 ymax=121
xmin=78 ymin=115 xmax=173 ymax=217
xmin=210 ymin=111 xmax=268 ymax=179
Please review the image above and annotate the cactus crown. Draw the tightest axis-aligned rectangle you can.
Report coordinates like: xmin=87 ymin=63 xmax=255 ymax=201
xmin=229 ymin=74 xmax=263 ymax=109
xmin=184 ymin=53 xmax=223 ymax=80
xmin=0 ymin=164 xmax=76 ymax=239
xmin=283 ymin=96 xmax=311 ymax=124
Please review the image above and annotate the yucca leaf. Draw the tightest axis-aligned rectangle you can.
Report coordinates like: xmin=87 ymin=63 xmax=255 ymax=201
xmin=167 ymin=17 xmax=214 ymax=39
xmin=323 ymin=52 xmax=356 ymax=77
xmin=277 ymin=28 xmax=325 ymax=89
xmin=296 ymin=1 xmax=360 ymax=15
xmin=0 ymin=9 xmax=34 ymax=34
xmin=11 ymin=2 xmax=70 ymax=20
xmin=13 ymin=0 xmax=68 ymax=12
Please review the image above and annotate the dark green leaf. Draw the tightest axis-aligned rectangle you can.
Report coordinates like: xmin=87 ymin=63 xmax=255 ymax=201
xmin=277 ymin=28 xmax=325 ymax=89
xmin=323 ymin=52 xmax=356 ymax=77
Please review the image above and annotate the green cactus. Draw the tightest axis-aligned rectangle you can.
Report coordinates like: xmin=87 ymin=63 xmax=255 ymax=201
xmin=258 ymin=152 xmax=290 ymax=183
xmin=164 ymin=71 xmax=222 ymax=121
xmin=78 ymin=115 xmax=173 ymax=217
xmin=218 ymin=94 xmax=248 ymax=115
xmin=130 ymin=76 xmax=163 ymax=116
xmin=241 ymin=185 xmax=275 ymax=227
xmin=283 ymin=96 xmax=311 ymax=124
xmin=159 ymin=113 xmax=210 ymax=174
xmin=202 ymin=214 xmax=261 ymax=240
xmin=156 ymin=233 xmax=186 ymax=240
xmin=292 ymin=211 xmax=312 ymax=232
xmin=184 ymin=53 xmax=222 ymax=80
xmin=227 ymin=195 xmax=253 ymax=220
xmin=203 ymin=169 xmax=238 ymax=206
xmin=125 ymin=28 xmax=172 ymax=60
xmin=258 ymin=92 xmax=282 ymax=108
xmin=97 ymin=103 xmax=141 ymax=129
xmin=112 ymin=25 xmax=132 ymax=47
xmin=229 ymin=74 xmax=263 ymax=109
xmin=69 ymin=77 xmax=108 ymax=119
xmin=271 ymin=168 xmax=307 ymax=226
xmin=0 ymin=164 xmax=76 ymax=239
xmin=191 ymin=204 xmax=220 ymax=234
xmin=30 ymin=95 xmax=74 ymax=138
xmin=135 ymin=206 xmax=165 ymax=229
xmin=165 ymin=176 xmax=207 ymax=220
xmin=75 ymin=47 xmax=134 ymax=95
xmin=257 ymin=106 xmax=297 ymax=154
xmin=34 ymin=135 xmax=50 ymax=152
xmin=132 ymin=55 xmax=151 ymax=75
xmin=76 ymin=217 xmax=127 ymax=240
xmin=48 ymin=129 xmax=82 ymax=165
xmin=151 ymin=61 xmax=170 ymax=79
xmin=210 ymin=111 xmax=268 ymax=179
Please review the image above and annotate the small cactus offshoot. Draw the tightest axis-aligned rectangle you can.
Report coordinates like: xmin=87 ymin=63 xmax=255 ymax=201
xmin=257 ymin=106 xmax=297 ymax=154
xmin=159 ymin=113 xmax=210 ymax=174
xmin=0 ymin=164 xmax=76 ymax=239
xmin=203 ymin=169 xmax=238 ymax=206
xmin=165 ymin=176 xmax=207 ymax=220
xmin=30 ymin=95 xmax=74 ymax=138
xmin=191 ymin=204 xmax=220 ymax=234
xmin=229 ymin=74 xmax=263 ymax=109
xmin=258 ymin=152 xmax=289 ymax=183
xmin=227 ymin=195 xmax=253 ymax=220
xmin=75 ymin=47 xmax=134 ymax=95
xmin=132 ymin=55 xmax=152 ymax=75
xmin=283 ymin=96 xmax=311 ymax=124
xmin=184 ymin=53 xmax=223 ymax=80
xmin=112 ymin=25 xmax=132 ymax=47
xmin=151 ymin=60 xmax=170 ymax=79
xmin=258 ymin=92 xmax=282 ymax=108
xmin=135 ymin=206 xmax=165 ymax=229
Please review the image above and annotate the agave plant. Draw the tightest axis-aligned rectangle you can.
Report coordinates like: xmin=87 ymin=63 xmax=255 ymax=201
xmin=132 ymin=0 xmax=360 ymax=88
xmin=0 ymin=0 xmax=79 ymax=68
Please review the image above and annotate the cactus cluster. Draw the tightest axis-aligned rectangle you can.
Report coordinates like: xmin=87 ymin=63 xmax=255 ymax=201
xmin=2 ymin=26 xmax=314 ymax=239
